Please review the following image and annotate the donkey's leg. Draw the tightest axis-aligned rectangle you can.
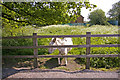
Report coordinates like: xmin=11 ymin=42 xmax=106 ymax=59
xmin=65 ymin=48 xmax=68 ymax=65
xmin=58 ymin=53 xmax=61 ymax=65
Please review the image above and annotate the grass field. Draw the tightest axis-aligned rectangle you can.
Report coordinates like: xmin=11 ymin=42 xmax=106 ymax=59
xmin=2 ymin=25 xmax=120 ymax=71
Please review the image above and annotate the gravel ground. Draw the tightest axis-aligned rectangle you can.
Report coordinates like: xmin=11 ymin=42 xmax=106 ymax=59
xmin=2 ymin=68 xmax=120 ymax=79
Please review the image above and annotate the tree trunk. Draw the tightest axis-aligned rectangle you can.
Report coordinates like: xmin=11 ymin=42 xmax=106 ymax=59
xmin=118 ymin=13 xmax=120 ymax=26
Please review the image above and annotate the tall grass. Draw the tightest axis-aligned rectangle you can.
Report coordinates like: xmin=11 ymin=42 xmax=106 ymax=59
xmin=2 ymin=25 xmax=119 ymax=68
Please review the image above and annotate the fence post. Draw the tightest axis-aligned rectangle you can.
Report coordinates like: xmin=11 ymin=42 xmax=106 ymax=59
xmin=33 ymin=33 xmax=38 ymax=68
xmin=86 ymin=32 xmax=91 ymax=69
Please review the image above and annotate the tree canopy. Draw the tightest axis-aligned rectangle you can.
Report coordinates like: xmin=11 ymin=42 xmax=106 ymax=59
xmin=88 ymin=9 xmax=108 ymax=25
xmin=108 ymin=1 xmax=120 ymax=20
xmin=107 ymin=1 xmax=120 ymax=25
xmin=1 ymin=1 xmax=97 ymax=27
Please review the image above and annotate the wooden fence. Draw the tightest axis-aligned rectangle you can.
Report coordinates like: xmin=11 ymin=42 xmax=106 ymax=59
xmin=2 ymin=32 xmax=120 ymax=69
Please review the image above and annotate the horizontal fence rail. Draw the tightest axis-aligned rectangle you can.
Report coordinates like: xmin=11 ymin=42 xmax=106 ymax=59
xmin=2 ymin=32 xmax=120 ymax=69
xmin=2 ymin=44 xmax=120 ymax=49
xmin=2 ymin=54 xmax=119 ymax=58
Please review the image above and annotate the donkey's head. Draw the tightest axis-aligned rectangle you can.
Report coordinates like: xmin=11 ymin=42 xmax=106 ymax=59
xmin=48 ymin=38 xmax=57 ymax=53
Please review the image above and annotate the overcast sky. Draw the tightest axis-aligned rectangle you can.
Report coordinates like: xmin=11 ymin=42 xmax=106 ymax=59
xmin=81 ymin=0 xmax=120 ymax=21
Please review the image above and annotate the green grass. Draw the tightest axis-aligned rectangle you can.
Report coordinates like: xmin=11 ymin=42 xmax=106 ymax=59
xmin=55 ymin=66 xmax=70 ymax=71
xmin=2 ymin=25 xmax=120 ymax=68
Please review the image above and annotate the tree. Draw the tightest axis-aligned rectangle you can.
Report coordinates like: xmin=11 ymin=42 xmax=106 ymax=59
xmin=88 ymin=9 xmax=107 ymax=25
xmin=107 ymin=1 xmax=120 ymax=25
xmin=1 ymin=1 xmax=97 ymax=27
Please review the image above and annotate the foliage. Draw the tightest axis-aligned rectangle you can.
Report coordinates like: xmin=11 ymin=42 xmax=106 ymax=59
xmin=88 ymin=9 xmax=108 ymax=25
xmin=1 ymin=1 xmax=96 ymax=27
xmin=107 ymin=1 xmax=120 ymax=25
xmin=2 ymin=25 xmax=119 ymax=68
xmin=107 ymin=1 xmax=120 ymax=20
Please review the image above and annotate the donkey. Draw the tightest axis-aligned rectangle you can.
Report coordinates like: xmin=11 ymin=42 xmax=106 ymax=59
xmin=48 ymin=37 xmax=73 ymax=65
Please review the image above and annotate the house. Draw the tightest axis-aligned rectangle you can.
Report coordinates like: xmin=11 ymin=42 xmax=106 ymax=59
xmin=70 ymin=12 xmax=84 ymax=23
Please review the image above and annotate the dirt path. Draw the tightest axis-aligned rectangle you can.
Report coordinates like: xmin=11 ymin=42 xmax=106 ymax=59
xmin=2 ymin=58 xmax=120 ymax=79
xmin=2 ymin=68 xmax=119 ymax=79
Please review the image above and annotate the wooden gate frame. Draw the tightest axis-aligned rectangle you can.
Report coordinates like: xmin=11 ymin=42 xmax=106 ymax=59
xmin=2 ymin=32 xmax=120 ymax=69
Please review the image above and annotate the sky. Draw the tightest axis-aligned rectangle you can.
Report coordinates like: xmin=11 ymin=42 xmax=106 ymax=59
xmin=81 ymin=0 xmax=120 ymax=21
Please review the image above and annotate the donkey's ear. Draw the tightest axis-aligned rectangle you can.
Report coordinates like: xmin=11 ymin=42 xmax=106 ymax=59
xmin=53 ymin=38 xmax=56 ymax=42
